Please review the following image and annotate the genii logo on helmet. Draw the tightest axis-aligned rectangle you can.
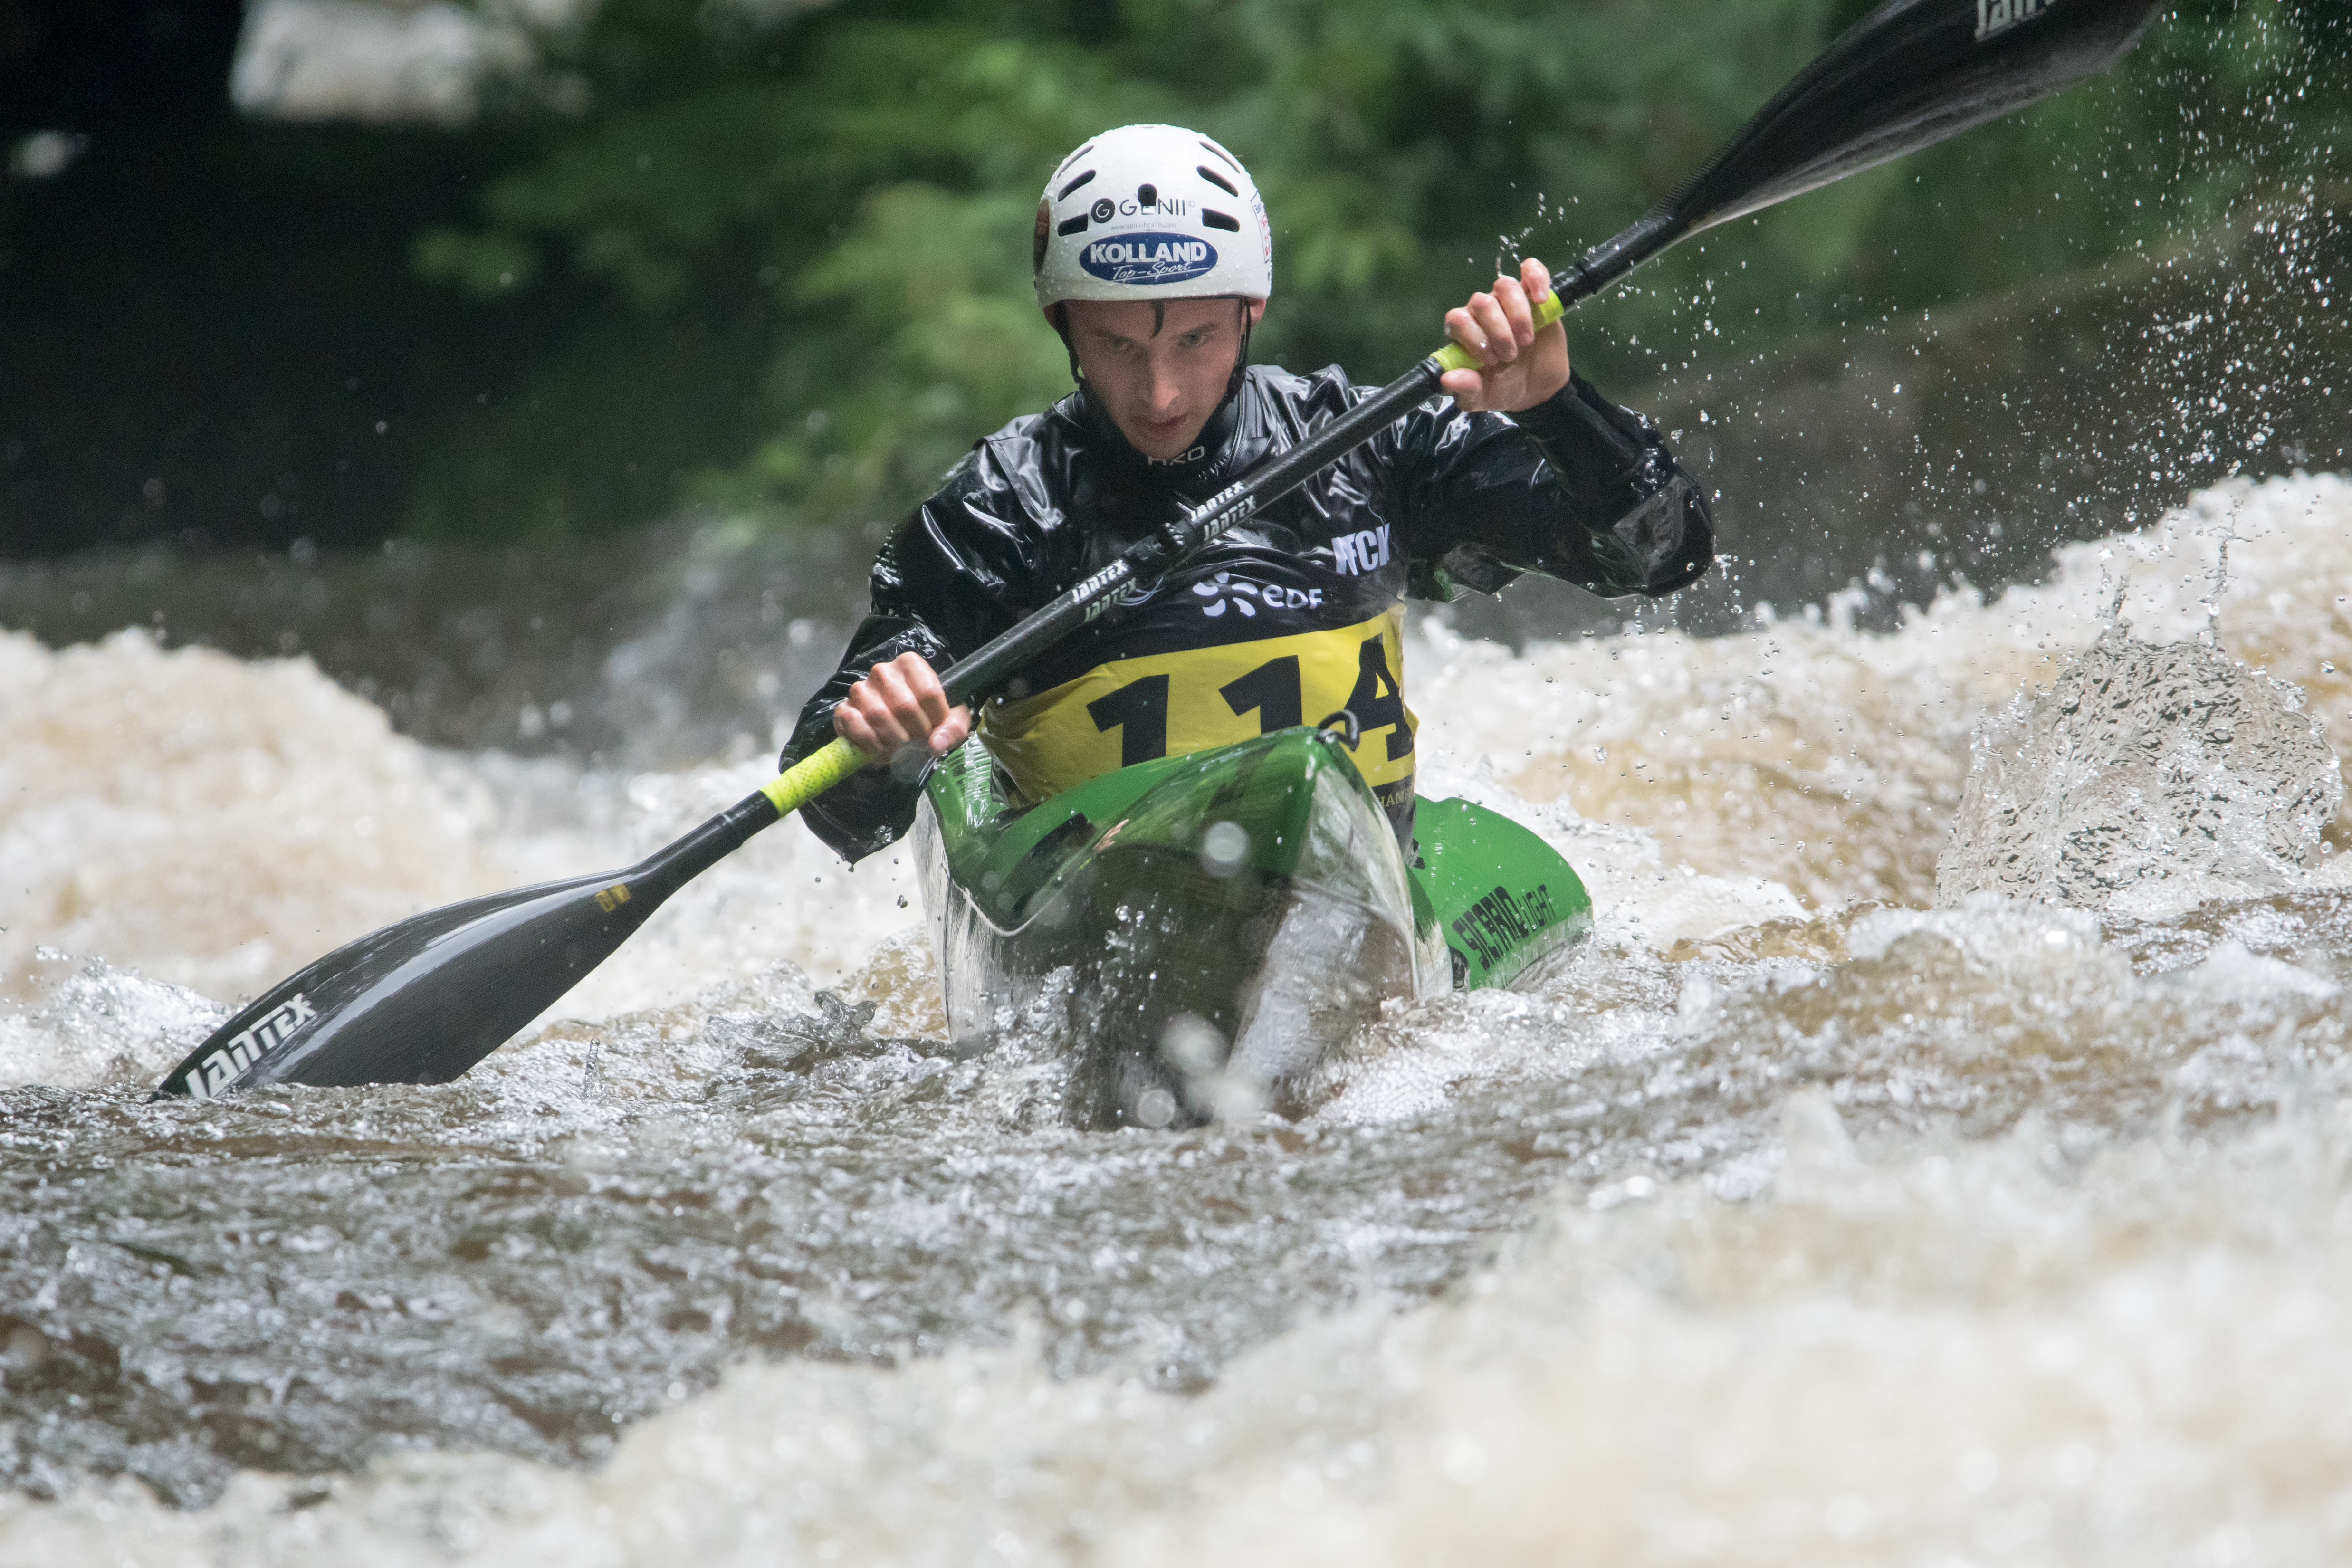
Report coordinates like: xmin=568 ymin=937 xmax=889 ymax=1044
xmin=1080 ymin=232 xmax=1217 ymax=287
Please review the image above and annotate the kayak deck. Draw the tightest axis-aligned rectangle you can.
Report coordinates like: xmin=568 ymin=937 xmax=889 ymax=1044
xmin=913 ymin=725 xmax=1589 ymax=1127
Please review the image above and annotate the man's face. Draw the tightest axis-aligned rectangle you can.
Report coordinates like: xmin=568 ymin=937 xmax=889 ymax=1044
xmin=1058 ymin=296 xmax=1266 ymax=460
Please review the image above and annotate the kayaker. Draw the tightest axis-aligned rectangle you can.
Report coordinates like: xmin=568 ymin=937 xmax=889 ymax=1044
xmin=783 ymin=123 xmax=1714 ymax=859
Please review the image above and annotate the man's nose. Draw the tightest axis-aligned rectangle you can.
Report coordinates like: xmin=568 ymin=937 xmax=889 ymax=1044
xmin=1145 ymin=353 xmax=1183 ymax=411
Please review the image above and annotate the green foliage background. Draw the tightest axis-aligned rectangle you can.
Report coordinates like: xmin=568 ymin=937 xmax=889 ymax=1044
xmin=405 ymin=0 xmax=2348 ymax=541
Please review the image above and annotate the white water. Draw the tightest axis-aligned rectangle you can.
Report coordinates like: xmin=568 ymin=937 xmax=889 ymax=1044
xmin=4 ymin=474 xmax=2352 ymax=1561
xmin=7 ymin=474 xmax=2346 ymax=1043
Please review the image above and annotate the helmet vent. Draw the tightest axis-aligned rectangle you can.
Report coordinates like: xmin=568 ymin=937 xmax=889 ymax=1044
xmin=1137 ymin=183 xmax=1157 ymax=207
xmin=1057 ymin=168 xmax=1097 ymax=200
xmin=1052 ymin=143 xmax=1096 ymax=180
xmin=1195 ymin=165 xmax=1239 ymax=197
xmin=1197 ymin=139 xmax=1241 ymax=173
xmin=1201 ymin=209 xmax=1240 ymax=232
xmin=1056 ymin=213 xmax=1090 ymax=236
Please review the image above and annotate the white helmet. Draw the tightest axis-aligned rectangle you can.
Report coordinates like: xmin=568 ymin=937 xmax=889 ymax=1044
xmin=1033 ymin=124 xmax=1272 ymax=309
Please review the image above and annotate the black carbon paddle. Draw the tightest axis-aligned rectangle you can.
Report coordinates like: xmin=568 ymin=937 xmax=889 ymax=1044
xmin=156 ymin=0 xmax=2164 ymax=1099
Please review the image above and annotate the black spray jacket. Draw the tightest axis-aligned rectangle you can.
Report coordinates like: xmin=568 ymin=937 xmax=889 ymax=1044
xmin=784 ymin=363 xmax=1714 ymax=862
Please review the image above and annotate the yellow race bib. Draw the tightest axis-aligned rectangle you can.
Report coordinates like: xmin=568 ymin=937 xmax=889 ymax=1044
xmin=981 ymin=608 xmax=1416 ymax=807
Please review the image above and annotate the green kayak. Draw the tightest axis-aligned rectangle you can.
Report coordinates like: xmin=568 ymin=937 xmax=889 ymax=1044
xmin=912 ymin=722 xmax=1591 ymax=1127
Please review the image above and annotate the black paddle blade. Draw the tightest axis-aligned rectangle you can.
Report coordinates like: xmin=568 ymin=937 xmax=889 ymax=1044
xmin=1566 ymin=0 xmax=2165 ymax=298
xmin=154 ymin=793 xmax=778 ymax=1097
xmin=1680 ymin=0 xmax=2164 ymax=229
xmin=153 ymin=868 xmax=660 ymax=1097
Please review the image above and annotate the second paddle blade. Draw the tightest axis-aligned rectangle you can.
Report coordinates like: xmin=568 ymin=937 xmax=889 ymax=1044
xmin=1674 ymin=0 xmax=2166 ymax=235
xmin=154 ymin=790 xmax=784 ymax=1098
xmin=153 ymin=866 xmax=660 ymax=1097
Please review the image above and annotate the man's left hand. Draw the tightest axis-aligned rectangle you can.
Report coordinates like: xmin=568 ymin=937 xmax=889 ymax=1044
xmin=1439 ymin=258 xmax=1569 ymax=414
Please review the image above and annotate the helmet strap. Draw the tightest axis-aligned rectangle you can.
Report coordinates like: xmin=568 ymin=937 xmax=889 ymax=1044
xmin=1224 ymin=297 xmax=1253 ymax=402
xmin=1050 ymin=303 xmax=1083 ymax=383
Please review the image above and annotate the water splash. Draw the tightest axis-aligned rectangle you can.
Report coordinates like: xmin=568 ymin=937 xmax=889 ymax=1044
xmin=1939 ymin=628 xmax=2345 ymax=916
xmin=1412 ymin=473 xmax=2352 ymax=912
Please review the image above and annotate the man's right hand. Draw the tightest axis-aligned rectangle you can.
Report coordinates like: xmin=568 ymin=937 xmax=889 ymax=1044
xmin=832 ymin=651 xmax=971 ymax=765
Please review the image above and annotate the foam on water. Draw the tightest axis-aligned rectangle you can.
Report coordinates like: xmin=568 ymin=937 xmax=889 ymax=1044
xmin=0 ymin=629 xmax=502 ymax=1006
xmin=1411 ymin=472 xmax=2352 ymax=913
xmin=3 ymin=476 xmax=2352 ymax=1553
xmin=1940 ymin=628 xmax=2344 ymax=916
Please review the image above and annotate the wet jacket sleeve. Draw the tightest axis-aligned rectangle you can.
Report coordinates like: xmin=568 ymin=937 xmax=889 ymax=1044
xmin=778 ymin=448 xmax=1056 ymax=863
xmin=1390 ymin=370 xmax=1714 ymax=602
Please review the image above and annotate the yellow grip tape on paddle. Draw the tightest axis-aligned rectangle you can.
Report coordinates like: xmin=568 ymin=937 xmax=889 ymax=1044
xmin=758 ymin=736 xmax=866 ymax=817
xmin=1431 ymin=288 xmax=1566 ymax=374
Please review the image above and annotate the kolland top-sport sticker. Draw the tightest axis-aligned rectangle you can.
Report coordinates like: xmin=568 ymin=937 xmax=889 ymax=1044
xmin=1078 ymin=232 xmax=1218 ymax=287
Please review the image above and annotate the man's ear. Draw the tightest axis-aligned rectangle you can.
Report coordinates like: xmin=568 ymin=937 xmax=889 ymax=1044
xmin=1245 ymin=298 xmax=1267 ymax=325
